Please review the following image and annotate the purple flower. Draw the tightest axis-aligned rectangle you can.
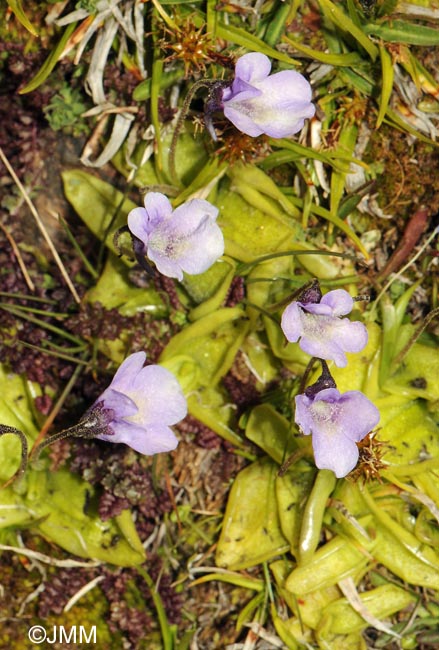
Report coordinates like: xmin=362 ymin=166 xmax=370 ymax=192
xmin=295 ymin=388 xmax=380 ymax=477
xmin=221 ymin=52 xmax=315 ymax=138
xmin=89 ymin=352 xmax=187 ymax=455
xmin=281 ymin=289 xmax=368 ymax=367
xmin=127 ymin=192 xmax=224 ymax=281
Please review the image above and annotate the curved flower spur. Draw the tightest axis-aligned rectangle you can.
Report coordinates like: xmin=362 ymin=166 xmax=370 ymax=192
xmin=123 ymin=192 xmax=224 ymax=281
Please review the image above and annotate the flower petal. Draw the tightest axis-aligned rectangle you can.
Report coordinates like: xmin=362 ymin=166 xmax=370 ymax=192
xmin=320 ymin=289 xmax=354 ymax=316
xmin=130 ymin=365 xmax=187 ymax=425
xmin=234 ymin=52 xmax=272 ymax=84
xmin=147 ymin=199 xmax=223 ymax=278
xmin=337 ymin=320 xmax=368 ymax=354
xmin=280 ymin=301 xmax=304 ymax=343
xmin=222 ymin=104 xmax=266 ymax=137
xmin=97 ymin=388 xmax=138 ymax=419
xmin=127 ymin=207 xmax=150 ymax=245
xmin=225 ymin=70 xmax=315 ymax=138
xmin=292 ymin=312 xmax=368 ymax=367
xmin=334 ymin=390 xmax=380 ymax=442
xmin=99 ymin=420 xmax=178 ymax=455
xmin=294 ymin=393 xmax=315 ymax=435
xmin=146 ymin=248 xmax=184 ymax=280
xmin=312 ymin=430 xmax=360 ymax=478
xmin=143 ymin=192 xmax=173 ymax=224
xmin=295 ymin=388 xmax=379 ymax=477
xmin=109 ymin=351 xmax=147 ymax=392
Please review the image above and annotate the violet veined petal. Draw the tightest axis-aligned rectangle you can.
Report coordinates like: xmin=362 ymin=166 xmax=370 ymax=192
xmin=294 ymin=387 xmax=380 ymax=477
xmin=143 ymin=192 xmax=173 ymax=224
xmin=108 ymin=351 xmax=147 ymax=392
xmin=333 ymin=390 xmax=380 ymax=442
xmin=127 ymin=207 xmax=151 ymax=245
xmin=97 ymin=388 xmax=139 ymax=419
xmin=86 ymin=352 xmax=187 ymax=456
xmin=312 ymin=431 xmax=360 ymax=478
xmin=221 ymin=53 xmax=315 ymax=138
xmin=280 ymin=301 xmax=304 ymax=343
xmin=146 ymin=246 xmax=185 ymax=281
xmin=245 ymin=71 xmax=315 ymax=138
xmin=233 ymin=52 xmax=272 ymax=84
xmin=99 ymin=421 xmax=179 ymax=455
xmin=127 ymin=193 xmax=223 ymax=280
xmin=130 ymin=365 xmax=188 ymax=425
xmin=222 ymin=105 xmax=267 ymax=137
xmin=320 ymin=289 xmax=355 ymax=316
xmin=336 ymin=319 xmax=368 ymax=354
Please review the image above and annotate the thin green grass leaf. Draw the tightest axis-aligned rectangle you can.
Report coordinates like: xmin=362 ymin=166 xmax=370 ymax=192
xmin=0 ymin=304 xmax=84 ymax=346
xmin=377 ymin=44 xmax=394 ymax=128
xmin=216 ymin=22 xmax=301 ymax=65
xmin=283 ymin=35 xmax=363 ymax=66
xmin=317 ymin=0 xmax=379 ymax=60
xmin=137 ymin=567 xmax=175 ymax=650
xmin=19 ymin=22 xmax=77 ymax=94
xmin=269 ymin=139 xmax=353 ymax=171
xmin=151 ymin=53 xmax=165 ymax=174
xmin=330 ymin=122 xmax=358 ymax=216
xmin=7 ymin=0 xmax=38 ymax=36
xmin=364 ymin=20 xmax=439 ymax=46
xmin=265 ymin=0 xmax=294 ymax=47
xmin=286 ymin=195 xmax=369 ymax=257
xmin=190 ymin=572 xmax=264 ymax=591
xmin=236 ymin=592 xmax=265 ymax=632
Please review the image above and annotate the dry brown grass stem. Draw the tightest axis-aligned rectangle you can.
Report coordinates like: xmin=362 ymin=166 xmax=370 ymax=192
xmin=0 ymin=146 xmax=81 ymax=303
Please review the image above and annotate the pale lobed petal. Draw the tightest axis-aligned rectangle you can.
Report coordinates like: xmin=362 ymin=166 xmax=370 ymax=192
xmin=295 ymin=388 xmax=380 ymax=477
xmin=222 ymin=79 xmax=261 ymax=103
xmin=129 ymin=364 xmax=188 ymax=425
xmin=301 ymin=302 xmax=334 ymax=316
xmin=312 ymin=431 xmax=360 ymax=478
xmin=127 ymin=193 xmax=173 ymax=244
xmin=320 ymin=289 xmax=354 ymax=316
xmin=174 ymin=218 xmax=224 ymax=275
xmin=281 ymin=301 xmax=304 ymax=343
xmin=109 ymin=351 xmax=147 ymax=392
xmin=294 ymin=393 xmax=314 ymax=435
xmin=222 ymin=56 xmax=315 ymax=138
xmin=222 ymin=104 xmax=266 ymax=137
xmin=97 ymin=388 xmax=138 ymax=419
xmin=143 ymin=192 xmax=173 ymax=224
xmin=234 ymin=52 xmax=272 ymax=85
xmin=91 ymin=353 xmax=187 ymax=456
xmin=146 ymin=247 xmax=184 ymax=280
xmin=100 ymin=420 xmax=179 ymax=455
xmin=298 ymin=331 xmax=349 ymax=367
xmin=146 ymin=199 xmax=224 ymax=278
xmin=248 ymin=71 xmax=315 ymax=138
xmin=127 ymin=207 xmax=151 ymax=245
xmin=337 ymin=319 xmax=368 ymax=354
xmin=334 ymin=390 xmax=380 ymax=442
xmin=172 ymin=199 xmax=220 ymax=228
xmin=290 ymin=310 xmax=368 ymax=366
